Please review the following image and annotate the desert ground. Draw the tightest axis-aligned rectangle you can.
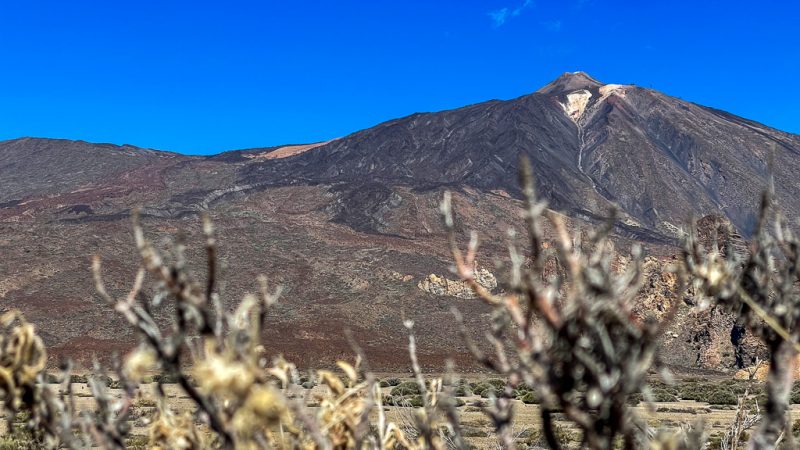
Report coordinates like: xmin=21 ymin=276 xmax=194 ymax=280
xmin=3 ymin=374 xmax=787 ymax=449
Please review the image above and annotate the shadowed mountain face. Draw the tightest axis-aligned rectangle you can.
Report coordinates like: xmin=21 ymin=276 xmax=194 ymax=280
xmin=2 ymin=72 xmax=799 ymax=371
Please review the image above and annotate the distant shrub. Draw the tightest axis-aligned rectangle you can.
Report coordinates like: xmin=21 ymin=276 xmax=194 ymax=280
xmin=791 ymin=382 xmax=800 ymax=404
xmin=68 ymin=374 xmax=87 ymax=384
xmin=440 ymin=396 xmax=466 ymax=408
xmin=0 ymin=427 xmax=44 ymax=450
xmin=386 ymin=395 xmax=424 ymax=408
xmin=135 ymin=398 xmax=157 ymax=408
xmin=517 ymin=391 xmax=540 ymax=404
xmin=651 ymin=388 xmax=678 ymax=403
xmin=485 ymin=378 xmax=505 ymax=390
xmin=44 ymin=373 xmax=60 ymax=384
xmin=706 ymin=389 xmax=738 ymax=406
xmin=626 ymin=393 xmax=643 ymax=405
xmin=518 ymin=423 xmax=578 ymax=448
xmin=389 ymin=381 xmax=422 ymax=396
xmin=471 ymin=382 xmax=496 ymax=397
xmin=479 ymin=388 xmax=498 ymax=399
xmin=125 ymin=434 xmax=149 ymax=450
xmin=448 ymin=384 xmax=472 ymax=397
xmin=150 ymin=373 xmax=181 ymax=384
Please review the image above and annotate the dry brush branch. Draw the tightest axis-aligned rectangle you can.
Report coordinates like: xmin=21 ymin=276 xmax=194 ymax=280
xmin=441 ymin=156 xmax=683 ymax=450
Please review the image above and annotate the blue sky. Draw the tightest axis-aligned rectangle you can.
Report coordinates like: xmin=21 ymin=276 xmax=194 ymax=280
xmin=0 ymin=1 xmax=798 ymax=155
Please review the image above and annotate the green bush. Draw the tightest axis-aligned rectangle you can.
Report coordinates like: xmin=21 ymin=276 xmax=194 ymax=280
xmin=518 ymin=424 xmax=578 ymax=447
xmin=386 ymin=395 xmax=423 ymax=407
xmin=68 ymin=374 xmax=88 ymax=384
xmin=674 ymin=380 xmax=759 ymax=405
xmin=125 ymin=434 xmax=149 ymax=450
xmin=479 ymin=388 xmax=498 ymax=398
xmin=385 ymin=378 xmax=401 ymax=386
xmin=518 ymin=391 xmax=540 ymax=404
xmin=449 ymin=384 xmax=471 ymax=397
xmin=135 ymin=398 xmax=157 ymax=408
xmin=405 ymin=395 xmax=423 ymax=408
xmin=516 ymin=382 xmax=534 ymax=391
xmin=649 ymin=381 xmax=679 ymax=396
xmin=626 ymin=393 xmax=643 ymax=405
xmin=677 ymin=382 xmax=710 ymax=401
xmin=461 ymin=426 xmax=489 ymax=438
xmin=651 ymin=388 xmax=678 ymax=403
xmin=706 ymin=389 xmax=738 ymax=406
xmin=791 ymin=382 xmax=800 ymax=404
xmin=471 ymin=382 xmax=497 ymax=397
xmin=0 ymin=426 xmax=44 ymax=450
xmin=390 ymin=381 xmax=422 ymax=396
xmin=150 ymin=373 xmax=182 ymax=384
xmin=486 ymin=378 xmax=506 ymax=390
xmin=440 ymin=396 xmax=466 ymax=408
xmin=792 ymin=419 xmax=800 ymax=438
xmin=706 ymin=433 xmax=723 ymax=450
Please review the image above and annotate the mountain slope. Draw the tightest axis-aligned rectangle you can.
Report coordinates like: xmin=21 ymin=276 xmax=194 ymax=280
xmin=0 ymin=138 xmax=188 ymax=202
xmin=239 ymin=71 xmax=800 ymax=238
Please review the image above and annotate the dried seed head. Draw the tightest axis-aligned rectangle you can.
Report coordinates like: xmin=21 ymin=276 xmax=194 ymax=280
xmin=124 ymin=346 xmax=157 ymax=382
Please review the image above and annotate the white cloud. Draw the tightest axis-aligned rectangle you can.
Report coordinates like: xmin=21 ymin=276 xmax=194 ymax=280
xmin=512 ymin=0 xmax=534 ymax=16
xmin=488 ymin=7 xmax=510 ymax=27
xmin=489 ymin=0 xmax=534 ymax=27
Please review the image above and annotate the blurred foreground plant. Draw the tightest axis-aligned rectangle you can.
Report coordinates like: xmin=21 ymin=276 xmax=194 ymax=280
xmin=685 ymin=187 xmax=800 ymax=449
xmin=89 ymin=212 xmax=464 ymax=449
xmin=440 ymin=156 xmax=686 ymax=450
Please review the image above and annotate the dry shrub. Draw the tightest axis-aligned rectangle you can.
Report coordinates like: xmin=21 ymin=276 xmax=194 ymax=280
xmin=0 ymin=311 xmax=46 ymax=415
xmin=685 ymin=185 xmax=800 ymax=449
xmin=439 ymin=156 xmax=686 ymax=450
xmin=87 ymin=212 xmax=465 ymax=449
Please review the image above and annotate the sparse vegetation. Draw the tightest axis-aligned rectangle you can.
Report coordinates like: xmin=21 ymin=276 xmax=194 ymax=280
xmin=3 ymin=160 xmax=800 ymax=449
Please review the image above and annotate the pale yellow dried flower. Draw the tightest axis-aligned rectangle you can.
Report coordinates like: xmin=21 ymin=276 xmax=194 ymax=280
xmin=123 ymin=346 xmax=157 ymax=381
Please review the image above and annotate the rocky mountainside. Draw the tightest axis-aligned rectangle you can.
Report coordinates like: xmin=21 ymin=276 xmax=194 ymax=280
xmin=241 ymin=72 xmax=800 ymax=238
xmin=1 ymin=72 xmax=799 ymax=372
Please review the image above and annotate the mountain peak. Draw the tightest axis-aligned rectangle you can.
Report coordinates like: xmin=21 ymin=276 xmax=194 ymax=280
xmin=537 ymin=71 xmax=604 ymax=95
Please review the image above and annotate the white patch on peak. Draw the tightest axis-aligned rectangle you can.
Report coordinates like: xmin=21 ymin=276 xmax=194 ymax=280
xmin=599 ymin=84 xmax=627 ymax=98
xmin=560 ymin=89 xmax=592 ymax=122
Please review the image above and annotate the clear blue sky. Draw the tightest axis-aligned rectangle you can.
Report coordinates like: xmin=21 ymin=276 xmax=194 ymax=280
xmin=0 ymin=1 xmax=798 ymax=155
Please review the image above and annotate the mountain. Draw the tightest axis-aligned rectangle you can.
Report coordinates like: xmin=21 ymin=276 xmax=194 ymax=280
xmin=1 ymin=72 xmax=798 ymax=371
xmin=241 ymin=71 xmax=800 ymax=238
xmin=0 ymin=138 xmax=190 ymax=206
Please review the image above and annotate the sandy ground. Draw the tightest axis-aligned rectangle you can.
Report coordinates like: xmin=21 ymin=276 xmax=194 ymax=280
xmin=4 ymin=380 xmax=793 ymax=448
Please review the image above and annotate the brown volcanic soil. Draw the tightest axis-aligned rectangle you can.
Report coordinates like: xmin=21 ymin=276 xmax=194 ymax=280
xmin=0 ymin=183 xmax=654 ymax=372
xmin=2 ymin=72 xmax=800 ymax=373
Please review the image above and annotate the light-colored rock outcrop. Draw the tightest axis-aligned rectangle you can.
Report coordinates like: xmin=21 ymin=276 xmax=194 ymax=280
xmin=417 ymin=267 xmax=497 ymax=298
xmin=560 ymin=89 xmax=592 ymax=122
xmin=734 ymin=357 xmax=800 ymax=381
